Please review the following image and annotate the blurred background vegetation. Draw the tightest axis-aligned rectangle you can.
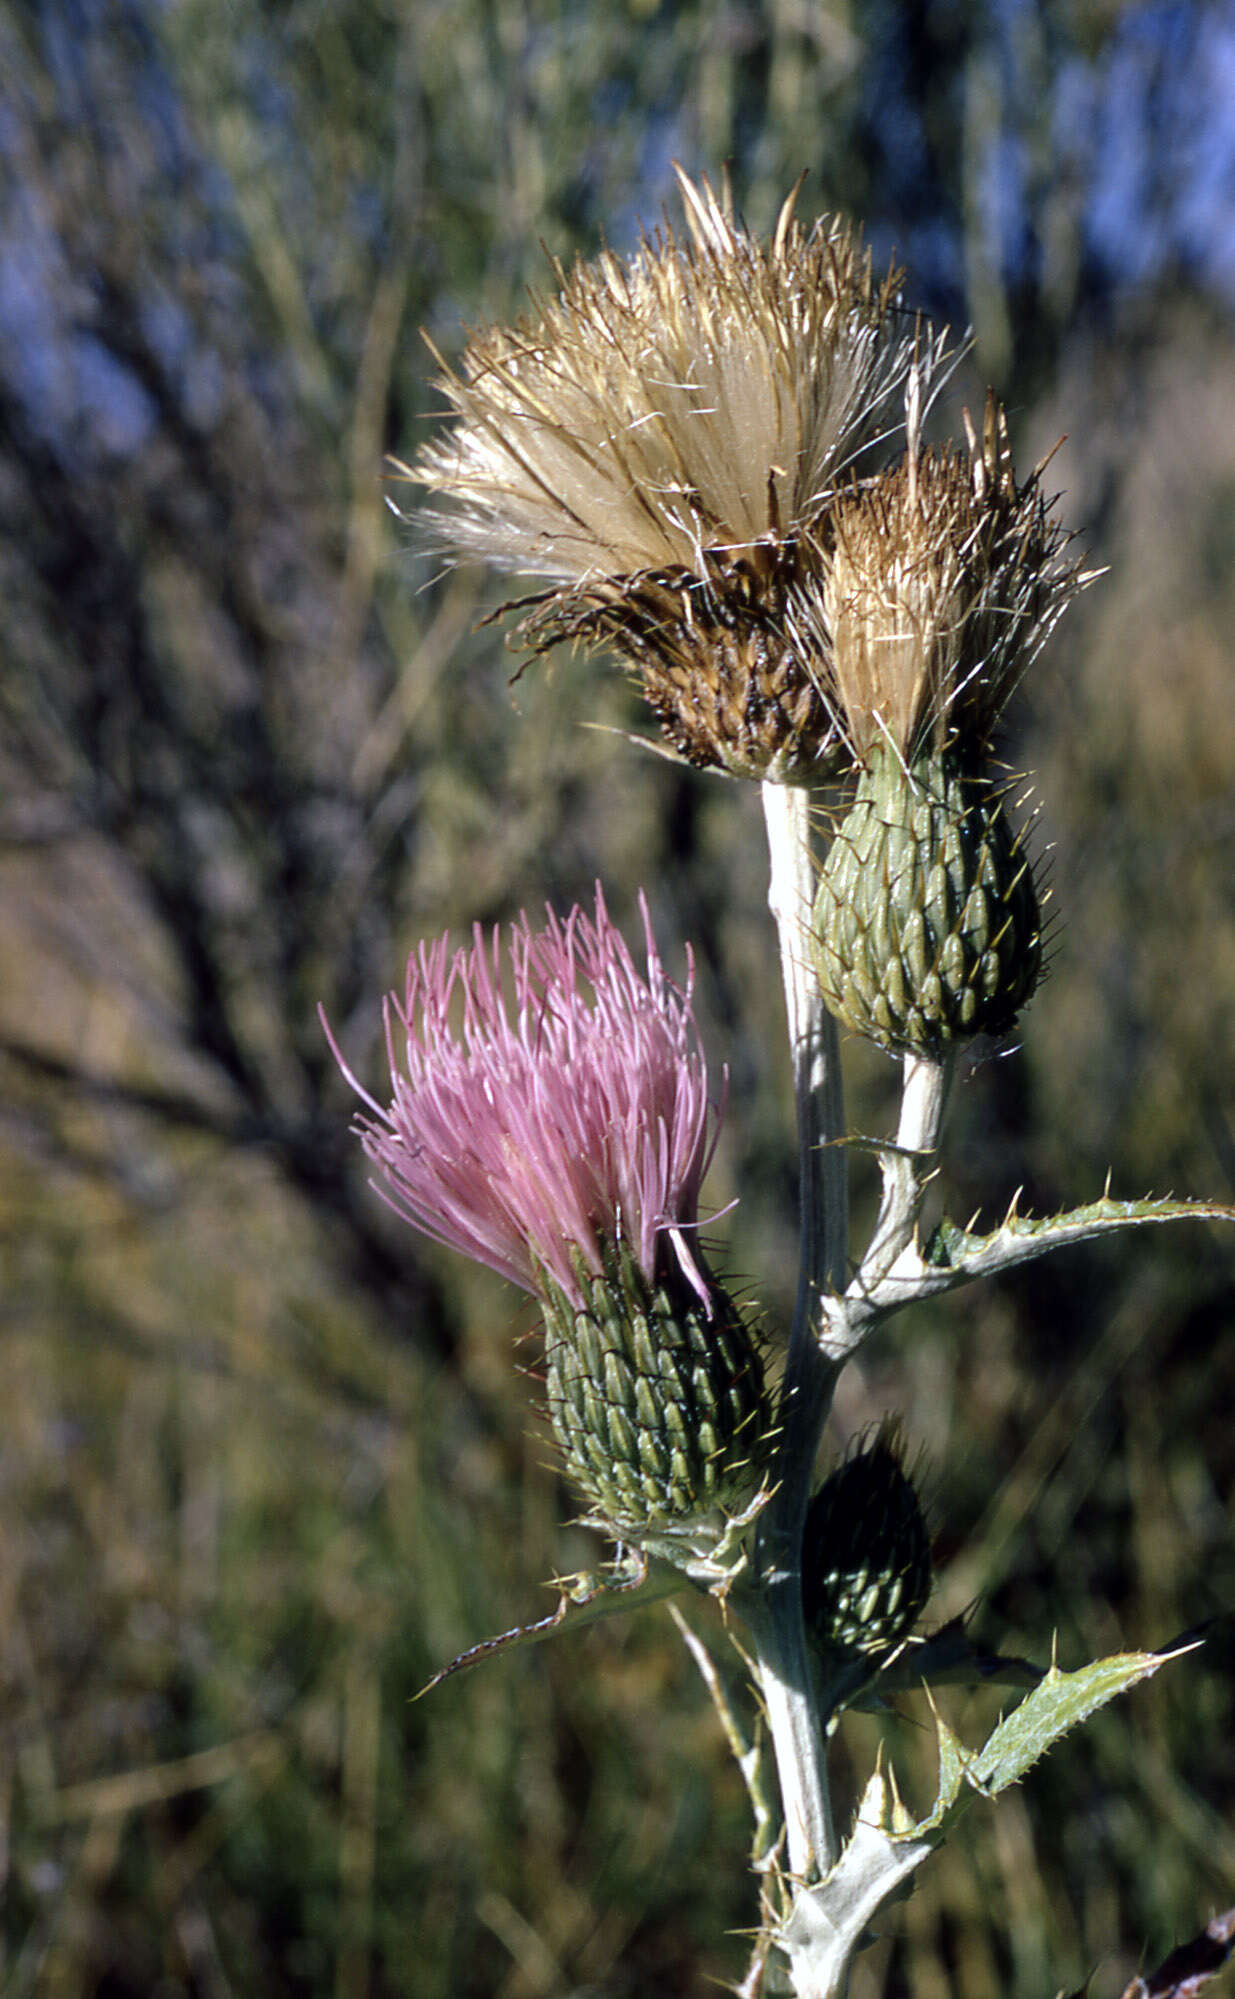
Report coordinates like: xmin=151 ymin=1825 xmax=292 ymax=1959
xmin=2 ymin=0 xmax=1235 ymax=1992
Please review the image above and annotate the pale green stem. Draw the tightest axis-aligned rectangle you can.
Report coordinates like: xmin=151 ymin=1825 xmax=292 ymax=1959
xmin=746 ymin=780 xmax=850 ymax=1880
xmin=817 ymin=1047 xmax=954 ymax=1358
xmin=897 ymin=1049 xmax=953 ymax=1157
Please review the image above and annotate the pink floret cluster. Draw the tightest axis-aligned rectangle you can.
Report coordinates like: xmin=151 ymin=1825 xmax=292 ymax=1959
xmin=327 ymin=889 xmax=724 ymax=1310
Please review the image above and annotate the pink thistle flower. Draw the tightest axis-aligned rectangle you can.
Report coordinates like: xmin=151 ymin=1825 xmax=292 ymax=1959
xmin=324 ymin=888 xmax=725 ymax=1312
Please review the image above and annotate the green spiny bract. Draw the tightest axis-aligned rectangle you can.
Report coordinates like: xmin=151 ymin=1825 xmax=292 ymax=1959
xmin=540 ymin=1240 xmax=773 ymax=1573
xmin=811 ymin=741 xmax=1042 ymax=1055
xmin=802 ymin=1424 xmax=933 ymax=1659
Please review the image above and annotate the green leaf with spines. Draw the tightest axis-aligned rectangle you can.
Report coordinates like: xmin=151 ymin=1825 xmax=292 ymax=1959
xmin=966 ymin=1647 xmax=1177 ymax=1799
xmin=776 ymin=1642 xmax=1184 ymax=1999
xmin=923 ymin=1193 xmax=1235 ymax=1287
xmin=911 ymin=1643 xmax=1180 ymax=1837
xmin=415 ymin=1551 xmax=683 ymax=1696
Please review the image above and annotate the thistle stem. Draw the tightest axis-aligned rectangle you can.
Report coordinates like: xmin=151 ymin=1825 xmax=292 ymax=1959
xmin=747 ymin=779 xmax=850 ymax=1879
xmin=897 ymin=1049 xmax=953 ymax=1156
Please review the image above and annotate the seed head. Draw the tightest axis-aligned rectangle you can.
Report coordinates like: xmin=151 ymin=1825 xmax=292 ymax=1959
xmin=411 ymin=168 xmax=951 ymax=779
xmin=790 ymin=395 xmax=1092 ymax=766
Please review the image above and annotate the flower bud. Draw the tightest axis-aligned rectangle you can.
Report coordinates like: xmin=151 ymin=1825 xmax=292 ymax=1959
xmin=803 ymin=1424 xmax=932 ymax=1659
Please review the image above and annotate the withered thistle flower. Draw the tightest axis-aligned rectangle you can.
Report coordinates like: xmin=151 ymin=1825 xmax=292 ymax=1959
xmin=794 ymin=395 xmax=1085 ymax=765
xmin=410 ymin=168 xmax=950 ymax=781
xmin=804 ymin=398 xmax=1092 ymax=1054
xmin=324 ymin=889 xmax=772 ymax=1565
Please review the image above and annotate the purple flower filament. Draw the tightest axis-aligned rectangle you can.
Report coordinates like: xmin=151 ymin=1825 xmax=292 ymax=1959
xmin=326 ymin=888 xmax=724 ymax=1312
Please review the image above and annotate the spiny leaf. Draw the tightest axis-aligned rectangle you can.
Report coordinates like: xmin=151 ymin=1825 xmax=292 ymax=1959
xmin=903 ymin=1643 xmax=1188 ymax=1838
xmin=931 ymin=1710 xmax=967 ymax=1821
xmin=925 ymin=1193 xmax=1235 ymax=1291
xmin=843 ymin=1188 xmax=1235 ymax=1333
xmin=778 ymin=1643 xmax=1193 ymax=1999
xmin=414 ymin=1552 xmax=682 ymax=1696
xmin=965 ymin=1645 xmax=1181 ymax=1801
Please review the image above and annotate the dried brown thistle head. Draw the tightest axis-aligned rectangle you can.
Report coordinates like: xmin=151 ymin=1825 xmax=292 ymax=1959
xmin=789 ymin=394 xmax=1093 ymax=770
xmin=408 ymin=167 xmax=952 ymax=780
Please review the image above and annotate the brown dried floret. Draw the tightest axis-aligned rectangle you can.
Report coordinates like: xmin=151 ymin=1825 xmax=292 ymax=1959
xmin=408 ymin=168 xmax=952 ymax=779
xmin=789 ymin=396 xmax=1094 ymax=765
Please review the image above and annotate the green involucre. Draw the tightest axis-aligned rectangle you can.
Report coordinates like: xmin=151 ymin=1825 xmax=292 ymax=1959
xmin=541 ymin=1241 xmax=771 ymax=1554
xmin=812 ymin=744 xmax=1042 ymax=1055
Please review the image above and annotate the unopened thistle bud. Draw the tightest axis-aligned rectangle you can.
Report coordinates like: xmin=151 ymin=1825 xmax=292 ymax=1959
xmin=410 ymin=168 xmax=951 ymax=781
xmin=801 ymin=397 xmax=1091 ymax=1054
xmin=541 ymin=1239 xmax=771 ymax=1565
xmin=802 ymin=1423 xmax=932 ymax=1660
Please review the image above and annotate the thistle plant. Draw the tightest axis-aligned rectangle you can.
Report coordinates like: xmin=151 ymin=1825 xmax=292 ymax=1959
xmin=333 ymin=171 xmax=1235 ymax=1998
